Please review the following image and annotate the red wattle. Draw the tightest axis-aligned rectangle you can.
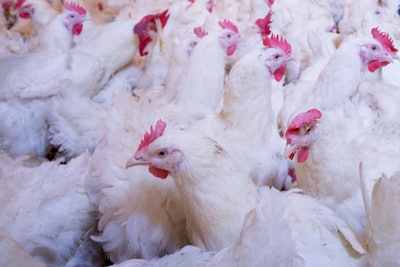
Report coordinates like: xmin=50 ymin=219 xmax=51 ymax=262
xmin=149 ymin=166 xmax=169 ymax=179
xmin=72 ymin=23 xmax=83 ymax=35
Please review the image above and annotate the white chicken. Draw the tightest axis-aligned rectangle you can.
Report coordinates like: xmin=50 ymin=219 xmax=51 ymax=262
xmin=89 ymin=91 xmax=188 ymax=263
xmin=199 ymin=34 xmax=293 ymax=189
xmin=126 ymin=119 xmax=258 ymax=251
xmin=127 ymin=17 xmax=242 ymax=124
xmin=285 ymin=108 xmax=400 ymax=239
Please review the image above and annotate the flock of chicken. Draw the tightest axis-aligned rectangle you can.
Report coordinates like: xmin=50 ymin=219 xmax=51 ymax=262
xmin=1 ymin=0 xmax=400 ymax=266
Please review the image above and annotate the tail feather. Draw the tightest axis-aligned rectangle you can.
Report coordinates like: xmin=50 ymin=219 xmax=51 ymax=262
xmin=362 ymin=167 xmax=400 ymax=266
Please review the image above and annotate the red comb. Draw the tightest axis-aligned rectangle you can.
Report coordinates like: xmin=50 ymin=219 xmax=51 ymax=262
xmin=194 ymin=26 xmax=208 ymax=38
xmin=14 ymin=0 xmax=25 ymax=10
xmin=218 ymin=19 xmax=239 ymax=34
xmin=263 ymin=34 xmax=292 ymax=55
xmin=158 ymin=9 xmax=169 ymax=28
xmin=285 ymin=109 xmax=322 ymax=140
xmin=134 ymin=9 xmax=170 ymax=56
xmin=268 ymin=0 xmax=274 ymax=7
xmin=137 ymin=119 xmax=167 ymax=151
xmin=255 ymin=11 xmax=273 ymax=38
xmin=371 ymin=27 xmax=398 ymax=54
xmin=64 ymin=2 xmax=87 ymax=15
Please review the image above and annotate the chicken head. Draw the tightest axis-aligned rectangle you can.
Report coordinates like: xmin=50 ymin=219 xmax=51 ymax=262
xmin=62 ymin=2 xmax=87 ymax=35
xmin=360 ymin=27 xmax=399 ymax=72
xmin=126 ymin=119 xmax=183 ymax=179
xmin=285 ymin=109 xmax=322 ymax=163
xmin=218 ymin=19 xmax=241 ymax=56
xmin=263 ymin=34 xmax=292 ymax=81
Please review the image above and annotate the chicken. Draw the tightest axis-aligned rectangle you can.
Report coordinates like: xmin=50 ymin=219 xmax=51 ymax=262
xmin=124 ymin=119 xmax=366 ymax=266
xmin=154 ymin=25 xmax=208 ymax=91
xmin=199 ymin=34 xmax=293 ymax=189
xmin=0 ymin=152 xmax=104 ymax=266
xmin=285 ymin=108 xmax=400 ymax=238
xmin=126 ymin=17 xmax=242 ymax=125
xmin=89 ymin=91 xmax=188 ymax=263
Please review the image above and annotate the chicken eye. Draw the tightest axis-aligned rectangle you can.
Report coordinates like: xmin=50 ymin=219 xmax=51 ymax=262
xmin=157 ymin=150 xmax=167 ymax=157
xmin=227 ymin=33 xmax=231 ymax=38
xmin=274 ymin=54 xmax=281 ymax=59
xmin=371 ymin=45 xmax=377 ymax=50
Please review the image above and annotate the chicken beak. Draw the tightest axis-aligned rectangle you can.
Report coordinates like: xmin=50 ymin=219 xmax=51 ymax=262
xmin=82 ymin=16 xmax=91 ymax=22
xmin=285 ymin=54 xmax=294 ymax=62
xmin=125 ymin=151 xmax=148 ymax=169
xmin=379 ymin=51 xmax=395 ymax=63
xmin=392 ymin=53 xmax=400 ymax=61
xmin=284 ymin=142 xmax=298 ymax=160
